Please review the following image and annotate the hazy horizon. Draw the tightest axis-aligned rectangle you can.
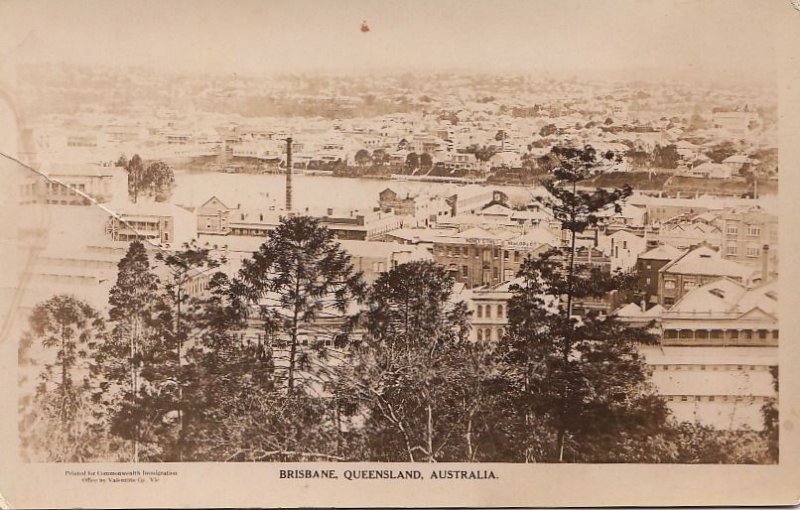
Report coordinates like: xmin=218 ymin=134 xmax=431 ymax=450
xmin=0 ymin=0 xmax=783 ymax=84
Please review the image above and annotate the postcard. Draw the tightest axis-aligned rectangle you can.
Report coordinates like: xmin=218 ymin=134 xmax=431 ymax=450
xmin=0 ymin=0 xmax=798 ymax=507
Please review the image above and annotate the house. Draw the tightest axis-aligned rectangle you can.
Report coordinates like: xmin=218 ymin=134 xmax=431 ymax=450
xmin=684 ymin=162 xmax=733 ymax=179
xmin=105 ymin=201 xmax=197 ymax=247
xmin=338 ymin=239 xmax=433 ymax=283
xmin=657 ymin=221 xmax=722 ymax=250
xmin=658 ymin=245 xmax=758 ymax=307
xmin=635 ymin=244 xmax=685 ymax=307
xmin=598 ymin=229 xmax=648 ymax=272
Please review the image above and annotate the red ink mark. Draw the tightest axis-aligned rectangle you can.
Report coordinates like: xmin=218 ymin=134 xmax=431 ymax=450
xmin=360 ymin=20 xmax=370 ymax=33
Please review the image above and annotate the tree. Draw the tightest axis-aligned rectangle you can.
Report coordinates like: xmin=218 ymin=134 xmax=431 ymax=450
xmin=761 ymin=365 xmax=778 ymax=463
xmin=122 ymin=154 xmax=145 ymax=203
xmin=474 ymin=146 xmax=497 ymax=163
xmin=143 ymin=160 xmax=176 ymax=202
xmin=118 ymin=154 xmax=175 ymax=203
xmin=497 ymin=145 xmax=670 ymax=462
xmin=18 ymin=295 xmax=107 ymax=461
xmin=539 ymin=124 xmax=558 ymax=137
xmin=652 ymin=144 xmax=680 ymax=169
xmin=372 ymin=148 xmax=389 ymax=166
xmin=705 ymin=141 xmax=737 ymax=164
xmin=335 ymin=261 xmax=473 ymax=462
xmin=100 ymin=240 xmax=167 ymax=461
xmin=148 ymin=241 xmax=228 ymax=460
xmin=405 ymin=152 xmax=420 ymax=171
xmin=354 ymin=149 xmax=372 ymax=167
xmin=495 ymin=130 xmax=509 ymax=151
xmin=420 ymin=152 xmax=433 ymax=171
xmin=234 ymin=216 xmax=365 ymax=394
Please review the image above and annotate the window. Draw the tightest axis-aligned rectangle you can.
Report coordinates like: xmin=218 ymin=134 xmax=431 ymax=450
xmin=646 ymin=277 xmax=651 ymax=285
xmin=773 ymin=330 xmax=779 ymax=340
xmin=462 ymin=265 xmax=468 ymax=277
xmin=493 ymin=267 xmax=499 ymax=279
xmin=683 ymin=281 xmax=696 ymax=291
xmin=514 ymin=251 xmax=520 ymax=262
xmin=497 ymin=327 xmax=504 ymax=339
xmin=759 ymin=330 xmax=768 ymax=340
xmin=497 ymin=304 xmax=504 ymax=318
xmin=730 ymin=330 xmax=739 ymax=340
xmin=485 ymin=306 xmax=492 ymax=318
xmin=726 ymin=245 xmax=738 ymax=256
xmin=504 ymin=250 xmax=509 ymax=261
xmin=476 ymin=305 xmax=483 ymax=318
xmin=746 ymin=245 xmax=760 ymax=257
xmin=493 ymin=248 xmax=500 ymax=258
xmin=484 ymin=328 xmax=492 ymax=341
xmin=477 ymin=329 xmax=483 ymax=341
xmin=623 ymin=240 xmax=628 ymax=249
xmin=664 ymin=280 xmax=676 ymax=290
xmin=664 ymin=297 xmax=674 ymax=306
xmin=726 ymin=225 xmax=738 ymax=236
xmin=747 ymin=225 xmax=761 ymax=237
xmin=681 ymin=396 xmax=688 ymax=402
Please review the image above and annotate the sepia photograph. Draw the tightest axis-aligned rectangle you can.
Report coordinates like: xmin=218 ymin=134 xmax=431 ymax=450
xmin=0 ymin=0 xmax=798 ymax=507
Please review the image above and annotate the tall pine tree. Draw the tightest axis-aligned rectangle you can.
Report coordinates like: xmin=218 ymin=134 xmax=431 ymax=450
xmin=498 ymin=145 xmax=669 ymax=462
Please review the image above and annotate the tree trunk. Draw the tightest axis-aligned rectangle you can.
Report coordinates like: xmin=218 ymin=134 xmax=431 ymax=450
xmin=426 ymin=394 xmax=434 ymax=462
xmin=60 ymin=324 xmax=67 ymax=429
xmin=557 ymin=181 xmax=579 ymax=463
xmin=287 ymin=277 xmax=301 ymax=393
xmin=465 ymin=410 xmax=474 ymax=462
xmin=176 ymin=278 xmax=184 ymax=461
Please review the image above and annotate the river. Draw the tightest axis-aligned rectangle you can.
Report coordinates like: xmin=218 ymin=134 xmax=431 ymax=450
xmin=172 ymin=170 xmax=540 ymax=211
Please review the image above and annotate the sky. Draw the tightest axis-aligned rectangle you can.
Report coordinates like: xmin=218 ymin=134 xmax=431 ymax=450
xmin=0 ymin=0 xmax=785 ymax=81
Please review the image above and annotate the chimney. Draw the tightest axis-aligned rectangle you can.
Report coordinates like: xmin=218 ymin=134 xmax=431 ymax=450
xmin=285 ymin=137 xmax=293 ymax=211
xmin=761 ymin=244 xmax=770 ymax=282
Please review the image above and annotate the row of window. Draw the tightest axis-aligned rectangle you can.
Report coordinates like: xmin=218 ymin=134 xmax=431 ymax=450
xmin=476 ymin=327 xmax=504 ymax=342
xmin=666 ymin=395 xmax=768 ymax=403
xmin=439 ymin=245 xmax=524 ymax=261
xmin=476 ymin=303 xmax=505 ymax=319
xmin=45 ymin=199 xmax=89 ymax=205
xmin=725 ymin=244 xmax=764 ymax=257
xmin=663 ymin=329 xmax=778 ymax=341
xmin=45 ymin=182 xmax=87 ymax=195
xmin=725 ymin=224 xmax=762 ymax=237
xmin=651 ymin=364 xmax=771 ymax=372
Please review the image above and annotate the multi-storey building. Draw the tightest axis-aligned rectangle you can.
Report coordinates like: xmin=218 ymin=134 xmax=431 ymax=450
xmin=718 ymin=205 xmax=778 ymax=279
xmin=106 ymin=201 xmax=197 ymax=246
xmin=625 ymin=277 xmax=778 ymax=431
xmin=197 ymin=196 xmax=404 ymax=241
xmin=431 ymin=227 xmax=553 ymax=288
xmin=19 ymin=162 xmax=125 ymax=206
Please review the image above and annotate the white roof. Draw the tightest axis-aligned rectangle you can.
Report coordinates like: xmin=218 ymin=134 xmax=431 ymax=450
xmin=661 ymin=246 xmax=755 ymax=280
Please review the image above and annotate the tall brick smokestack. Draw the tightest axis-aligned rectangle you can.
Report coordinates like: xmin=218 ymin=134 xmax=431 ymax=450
xmin=762 ymin=244 xmax=769 ymax=282
xmin=285 ymin=137 xmax=293 ymax=212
